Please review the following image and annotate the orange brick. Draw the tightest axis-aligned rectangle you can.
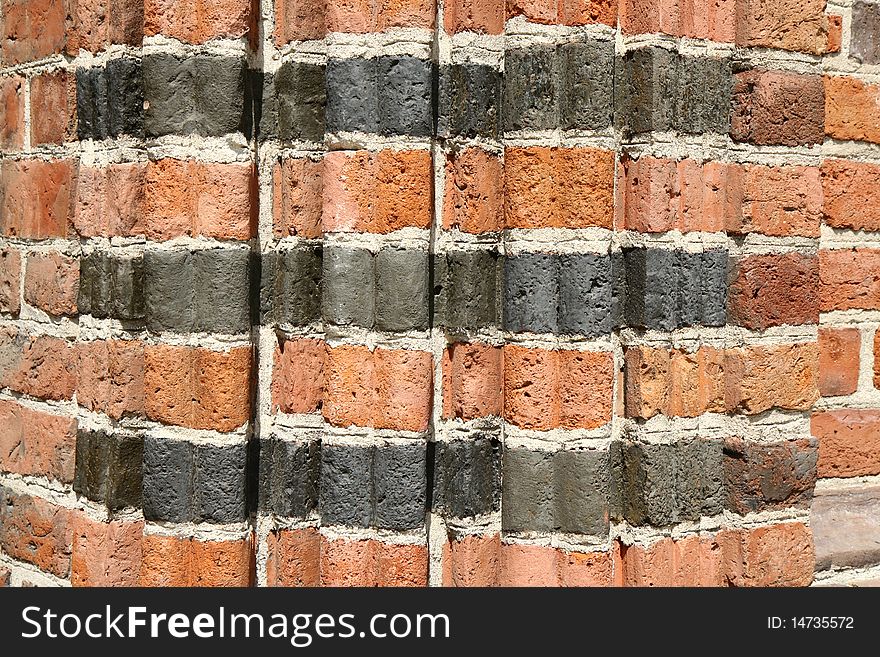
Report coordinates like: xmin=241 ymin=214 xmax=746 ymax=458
xmin=617 ymin=155 xmax=678 ymax=233
xmin=445 ymin=0 xmax=505 ymax=34
xmin=497 ymin=543 xmax=612 ymax=586
xmin=728 ymin=253 xmax=819 ymax=330
xmin=735 ymin=164 xmax=822 ymax=237
xmin=0 ymin=75 xmax=25 ymax=150
xmin=504 ymin=346 xmax=613 ymax=430
xmin=443 ymin=148 xmax=504 ymax=234
xmin=442 ymin=342 xmax=504 ymax=420
xmin=322 ymin=150 xmax=432 ymax=234
xmin=67 ymin=0 xmax=144 ymax=53
xmin=557 ymin=548 xmax=614 ymax=586
xmin=735 ymin=0 xmax=827 ymax=55
xmin=678 ymin=159 xmax=737 ymax=233
xmin=76 ymin=339 xmax=145 ymax=419
xmin=735 ymin=343 xmax=819 ymax=415
xmin=144 ymin=0 xmax=251 ymax=43
xmin=324 ymin=345 xmax=432 ymax=432
xmin=818 ymin=328 xmax=860 ymax=397
xmin=73 ymin=163 xmax=146 ymax=238
xmin=272 ymin=337 xmax=326 ymax=415
xmin=0 ymin=159 xmax=74 ymax=239
xmin=618 ymin=535 xmax=724 ymax=587
xmin=442 ymin=533 xmax=500 ymax=587
xmin=140 ymin=533 xmax=253 ymax=587
xmin=266 ymin=527 xmax=321 ymax=587
xmin=814 ymin=410 xmax=880 ymax=478
xmin=273 ymin=157 xmax=323 ymax=239
xmin=820 ymin=249 xmax=880 ymax=312
xmin=24 ymin=251 xmax=79 ymax=316
xmin=320 ymin=536 xmax=428 ymax=586
xmin=0 ymin=331 xmax=77 ymax=401
xmin=667 ymin=349 xmax=701 ymax=417
xmin=719 ymin=522 xmax=814 ymax=586
xmin=0 ymin=247 xmax=21 ymax=314
xmin=30 ymin=70 xmax=75 ymax=146
xmin=275 ymin=0 xmax=327 ymax=44
xmin=144 ymin=159 xmax=254 ymax=241
xmin=1 ymin=0 xmax=67 ymax=65
xmin=144 ymin=345 xmax=252 ymax=432
xmin=505 ymin=147 xmax=614 ymax=229
xmin=822 ymin=160 xmax=880 ymax=232
xmin=70 ymin=514 xmax=143 ymax=587
xmin=376 ymin=0 xmax=435 ymax=31
xmin=0 ymin=487 xmax=71 ymax=577
xmin=624 ymin=346 xmax=671 ymax=419
xmin=620 ymin=0 xmax=737 ymax=40
xmin=825 ymin=75 xmax=880 ymax=145
xmin=0 ymin=400 xmax=76 ymax=483
xmin=559 ymin=0 xmax=616 ymax=26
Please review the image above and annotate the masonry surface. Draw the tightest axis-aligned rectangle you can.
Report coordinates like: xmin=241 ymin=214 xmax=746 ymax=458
xmin=0 ymin=0 xmax=879 ymax=588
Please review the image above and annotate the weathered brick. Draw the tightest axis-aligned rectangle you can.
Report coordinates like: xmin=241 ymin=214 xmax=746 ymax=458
xmin=320 ymin=536 xmax=428 ymax=586
xmin=616 ymin=534 xmax=724 ymax=587
xmin=825 ymin=75 xmax=880 ymax=144
xmin=852 ymin=1 xmax=880 ymax=64
xmin=819 ymin=248 xmax=880 ymax=312
xmin=78 ymin=251 xmax=144 ymax=321
xmin=1 ymin=0 xmax=67 ymax=65
xmin=67 ymin=0 xmax=145 ymax=53
xmin=814 ymin=410 xmax=880 ymax=478
xmin=142 ymin=434 xmax=193 ymax=522
xmin=559 ymin=38 xmax=615 ymax=130
xmin=503 ymin=46 xmax=558 ymax=132
xmin=30 ymin=70 xmax=76 ymax=145
xmin=192 ymin=442 xmax=248 ymax=523
xmin=274 ymin=0 xmax=326 ymax=44
xmin=260 ymin=247 xmax=323 ymax=327
xmin=442 ymin=342 xmax=503 ymax=420
xmin=0 ymin=486 xmax=71 ymax=577
xmin=0 ymin=331 xmax=77 ymax=401
xmin=73 ymin=428 xmax=143 ymax=510
xmin=719 ymin=522 xmax=813 ymax=586
xmin=321 ymin=246 xmax=375 ymax=328
xmin=0 ymin=75 xmax=25 ymax=150
xmin=140 ymin=533 xmax=253 ymax=586
xmin=272 ymin=337 xmax=325 ymax=415
xmin=443 ymin=148 xmax=504 ymax=234
xmin=823 ymin=160 xmax=880 ymax=232
xmin=0 ymin=400 xmax=76 ymax=483
xmin=76 ymin=59 xmax=144 ymax=140
xmin=735 ymin=0 xmax=828 ymax=55
xmin=818 ymin=328 xmax=860 ymax=397
xmin=273 ymin=156 xmax=323 ymax=239
xmin=0 ymin=248 xmax=21 ymax=314
xmin=375 ymin=247 xmax=430 ymax=331
xmin=433 ymin=250 xmax=502 ymax=330
xmin=0 ymin=159 xmax=74 ymax=239
xmin=258 ymin=435 xmax=320 ymax=518
xmin=259 ymin=61 xmax=326 ymax=142
xmin=498 ymin=543 xmax=613 ymax=587
xmin=727 ymin=253 xmax=819 ymax=330
xmin=265 ymin=527 xmax=320 ymax=586
xmin=445 ymin=0 xmax=504 ymax=34
xmin=73 ymin=163 xmax=145 ymax=238
xmin=437 ymin=63 xmax=501 ymax=139
xmin=442 ymin=533 xmax=501 ymax=587
xmin=70 ymin=514 xmax=143 ymax=587
xmin=24 ymin=251 xmax=79 ymax=316
xmin=432 ymin=436 xmax=502 ymax=518
xmin=145 ymin=0 xmax=251 ymax=43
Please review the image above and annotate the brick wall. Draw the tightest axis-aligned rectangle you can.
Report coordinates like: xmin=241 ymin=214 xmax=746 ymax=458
xmin=0 ymin=0 xmax=876 ymax=587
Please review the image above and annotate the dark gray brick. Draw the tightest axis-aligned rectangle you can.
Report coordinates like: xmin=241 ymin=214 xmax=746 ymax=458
xmin=503 ymin=253 xmax=558 ymax=333
xmin=322 ymin=247 xmax=375 ymax=328
xmin=106 ymin=432 xmax=144 ymax=511
xmin=434 ymin=250 xmax=501 ymax=331
xmin=110 ymin=253 xmax=144 ymax=321
xmin=261 ymin=61 xmax=326 ymax=141
xmin=437 ymin=63 xmax=501 ymax=139
xmin=193 ymin=248 xmax=251 ymax=334
xmin=378 ymin=56 xmax=434 ymax=136
xmin=558 ymin=252 xmax=612 ymax=336
xmin=431 ymin=435 xmax=502 ymax=518
xmin=700 ymin=249 xmax=728 ymax=326
xmin=623 ymin=247 xmax=678 ymax=331
xmin=325 ymin=58 xmax=378 ymax=134
xmin=553 ymin=449 xmax=611 ymax=535
xmin=375 ymin=248 xmax=429 ymax=332
xmin=106 ymin=58 xmax=144 ymax=138
xmin=853 ymin=1 xmax=880 ymax=65
xmin=676 ymin=438 xmax=723 ymax=519
xmin=501 ymin=447 xmax=555 ymax=532
xmin=373 ymin=442 xmax=426 ymax=530
xmin=142 ymin=434 xmax=193 ymax=523
xmin=611 ymin=250 xmax=627 ymax=328
xmin=258 ymin=436 xmax=320 ymax=518
xmin=78 ymin=251 xmax=112 ymax=318
xmin=73 ymin=429 xmax=104 ymax=503
xmin=677 ymin=250 xmax=703 ymax=329
xmin=615 ymin=47 xmax=678 ymax=136
xmin=192 ymin=443 xmax=248 ymax=523
xmin=260 ymin=248 xmax=323 ymax=327
xmin=143 ymin=249 xmax=195 ymax=333
xmin=560 ymin=38 xmax=615 ymax=131
xmin=700 ymin=56 xmax=733 ymax=135
xmin=503 ymin=46 xmax=559 ymax=132
xmin=319 ymin=443 xmax=373 ymax=527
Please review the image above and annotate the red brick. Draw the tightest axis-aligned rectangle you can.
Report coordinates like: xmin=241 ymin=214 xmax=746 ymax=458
xmin=819 ymin=248 xmax=880 ymax=312
xmin=140 ymin=533 xmax=254 ymax=587
xmin=818 ymin=328 xmax=860 ymax=397
xmin=734 ymin=164 xmax=822 ymax=238
xmin=442 ymin=533 xmax=500 ymax=586
xmin=503 ymin=346 xmax=613 ymax=430
xmin=144 ymin=159 xmax=254 ymax=241
xmin=76 ymin=339 xmax=145 ymax=419
xmin=144 ymin=0 xmax=251 ymax=43
xmin=442 ymin=342 xmax=503 ymax=420
xmin=24 ymin=251 xmax=79 ymax=316
xmin=0 ymin=75 xmax=25 ymax=150
xmin=727 ymin=253 xmax=819 ymax=330
xmin=0 ymin=159 xmax=74 ymax=239
xmin=443 ymin=148 xmax=504 ymax=234
xmin=66 ymin=0 xmax=145 ymax=53
xmin=29 ymin=70 xmax=75 ymax=146
xmin=678 ymin=159 xmax=736 ymax=233
xmin=0 ymin=400 xmax=76 ymax=482
xmin=273 ymin=157 xmax=323 ymax=239
xmin=620 ymin=0 xmax=736 ymax=41
xmin=617 ymin=155 xmax=678 ymax=233
xmin=507 ymin=0 xmax=615 ymax=26
xmin=266 ymin=527 xmax=321 ymax=587
xmin=274 ymin=0 xmax=327 ymax=44
xmin=1 ymin=0 xmax=67 ymax=65
xmin=826 ymin=14 xmax=842 ymax=53
xmin=825 ymin=75 xmax=880 ymax=144
xmin=497 ymin=543 xmax=612 ymax=586
xmin=324 ymin=345 xmax=433 ymax=432
xmin=731 ymin=70 xmax=825 ymax=146
xmin=0 ymin=330 xmax=77 ymax=401
xmin=320 ymin=536 xmax=428 ymax=586
xmin=814 ymin=410 xmax=880 ymax=478
xmin=326 ymin=0 xmax=434 ymax=33
xmin=735 ymin=342 xmax=819 ymax=415
xmin=144 ymin=345 xmax=252 ymax=432
xmin=624 ymin=346 xmax=671 ymax=419
xmin=70 ymin=514 xmax=143 ymax=587
xmin=0 ymin=247 xmax=21 ymax=314
xmin=719 ymin=522 xmax=814 ymax=586
xmin=505 ymin=147 xmax=614 ymax=230
xmin=73 ymin=163 xmax=145 ymax=238
xmin=0 ymin=487 xmax=71 ymax=577
xmin=272 ymin=337 xmax=326 ymax=415
xmin=557 ymin=548 xmax=614 ymax=586
xmin=0 ymin=566 xmax=8 ymax=586
xmin=322 ymin=150 xmax=432 ymax=234
xmin=617 ymin=535 xmax=724 ymax=587
xmin=735 ymin=0 xmax=828 ymax=54
xmin=822 ymin=160 xmax=880 ymax=233
xmin=445 ymin=0 xmax=505 ymax=34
